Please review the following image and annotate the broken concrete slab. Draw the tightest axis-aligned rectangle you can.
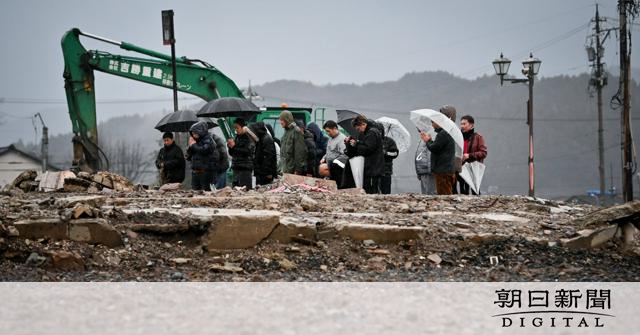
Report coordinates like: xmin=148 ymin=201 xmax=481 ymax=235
xmin=38 ymin=171 xmax=77 ymax=192
xmin=56 ymin=195 xmax=107 ymax=208
xmin=63 ymin=177 xmax=94 ymax=193
xmin=72 ymin=203 xmax=100 ymax=219
xmin=564 ymin=201 xmax=640 ymax=229
xmin=280 ymin=173 xmax=337 ymax=191
xmin=336 ymin=223 xmax=424 ymax=243
xmin=129 ymin=223 xmax=190 ymax=234
xmin=92 ymin=171 xmax=134 ymax=192
xmin=13 ymin=218 xmax=68 ymax=240
xmin=159 ymin=183 xmax=182 ymax=192
xmin=69 ymin=219 xmax=123 ymax=248
xmin=470 ymin=213 xmax=530 ymax=224
xmin=561 ymin=225 xmax=619 ymax=249
xmin=267 ymin=217 xmax=316 ymax=243
xmin=196 ymin=209 xmax=281 ymax=250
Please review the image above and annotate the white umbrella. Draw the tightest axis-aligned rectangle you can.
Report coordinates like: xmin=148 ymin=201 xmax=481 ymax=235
xmin=409 ymin=109 xmax=464 ymax=158
xmin=349 ymin=156 xmax=364 ymax=189
xmin=375 ymin=117 xmax=411 ymax=153
xmin=459 ymin=161 xmax=486 ymax=194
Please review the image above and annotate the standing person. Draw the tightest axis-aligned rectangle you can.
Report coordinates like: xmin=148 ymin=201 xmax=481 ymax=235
xmin=415 ymin=132 xmax=435 ymax=195
xmin=321 ymin=120 xmax=348 ymax=187
xmin=212 ymin=133 xmax=230 ymax=189
xmin=279 ymin=111 xmax=307 ymax=175
xmin=422 ymin=120 xmax=455 ymax=195
xmin=227 ymin=118 xmax=255 ymax=190
xmin=296 ymin=120 xmax=317 ymax=177
xmin=458 ymin=115 xmax=488 ymax=195
xmin=250 ymin=122 xmax=277 ymax=186
xmin=345 ymin=115 xmax=384 ymax=194
xmin=264 ymin=123 xmax=281 ymax=173
xmin=186 ymin=121 xmax=218 ymax=191
xmin=307 ymin=122 xmax=328 ymax=172
xmin=380 ymin=135 xmax=399 ymax=194
xmin=439 ymin=105 xmax=461 ymax=194
xmin=155 ymin=132 xmax=185 ymax=185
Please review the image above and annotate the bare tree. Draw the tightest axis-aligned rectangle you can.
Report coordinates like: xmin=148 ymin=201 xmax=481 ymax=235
xmin=102 ymin=140 xmax=152 ymax=182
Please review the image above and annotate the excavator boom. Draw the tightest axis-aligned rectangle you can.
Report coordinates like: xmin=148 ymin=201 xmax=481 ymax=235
xmin=61 ymin=28 xmax=244 ymax=172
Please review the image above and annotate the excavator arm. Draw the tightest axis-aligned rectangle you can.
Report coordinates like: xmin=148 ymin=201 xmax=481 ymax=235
xmin=61 ymin=28 xmax=244 ymax=172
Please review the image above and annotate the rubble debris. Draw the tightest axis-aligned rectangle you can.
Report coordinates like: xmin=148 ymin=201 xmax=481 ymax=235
xmin=25 ymin=252 xmax=47 ymax=267
xmin=50 ymin=250 xmax=85 ymax=271
xmin=71 ymin=203 xmax=101 ymax=219
xmin=63 ymin=177 xmax=94 ymax=193
xmin=279 ymin=173 xmax=337 ymax=191
xmin=9 ymin=170 xmax=39 ymax=193
xmin=209 ymin=263 xmax=244 ymax=273
xmin=92 ymin=171 xmax=135 ymax=192
xmin=337 ymin=223 xmax=424 ymax=244
xmin=427 ymin=253 xmax=442 ymax=264
xmin=159 ymin=183 xmax=182 ymax=192
xmin=37 ymin=171 xmax=77 ymax=192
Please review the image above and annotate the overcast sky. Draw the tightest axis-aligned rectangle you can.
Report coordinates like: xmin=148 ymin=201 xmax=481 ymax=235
xmin=0 ymin=0 xmax=637 ymax=142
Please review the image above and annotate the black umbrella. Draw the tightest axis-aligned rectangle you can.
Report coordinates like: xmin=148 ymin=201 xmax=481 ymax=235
xmin=336 ymin=109 xmax=360 ymax=137
xmin=196 ymin=97 xmax=260 ymax=119
xmin=154 ymin=110 xmax=218 ymax=133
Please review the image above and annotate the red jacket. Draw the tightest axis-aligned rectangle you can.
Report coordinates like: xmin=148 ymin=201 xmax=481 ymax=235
xmin=464 ymin=131 xmax=487 ymax=163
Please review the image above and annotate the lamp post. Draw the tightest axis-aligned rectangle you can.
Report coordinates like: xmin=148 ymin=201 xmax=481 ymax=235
xmin=492 ymin=52 xmax=542 ymax=197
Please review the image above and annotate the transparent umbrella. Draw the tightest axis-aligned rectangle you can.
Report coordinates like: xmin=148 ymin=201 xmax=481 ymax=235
xmin=459 ymin=161 xmax=486 ymax=194
xmin=375 ymin=116 xmax=411 ymax=153
xmin=409 ymin=108 xmax=463 ymax=158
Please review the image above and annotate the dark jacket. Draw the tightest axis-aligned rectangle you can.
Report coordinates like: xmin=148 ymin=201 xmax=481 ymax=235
xmin=265 ymin=123 xmax=281 ymax=147
xmin=212 ymin=133 xmax=230 ymax=174
xmin=155 ymin=142 xmax=185 ymax=184
xmin=307 ymin=122 xmax=328 ymax=165
xmin=464 ymin=129 xmax=487 ymax=163
xmin=228 ymin=132 xmax=255 ymax=171
xmin=427 ymin=128 xmax=455 ymax=174
xmin=186 ymin=121 xmax=218 ymax=171
xmin=382 ymin=136 xmax=399 ymax=176
xmin=345 ymin=120 xmax=384 ymax=177
xmin=250 ymin=122 xmax=277 ymax=177
xmin=302 ymin=127 xmax=317 ymax=176
xmin=279 ymin=111 xmax=307 ymax=174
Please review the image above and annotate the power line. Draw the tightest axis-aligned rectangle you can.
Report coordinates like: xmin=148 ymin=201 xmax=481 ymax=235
xmin=0 ymin=97 xmax=201 ymax=105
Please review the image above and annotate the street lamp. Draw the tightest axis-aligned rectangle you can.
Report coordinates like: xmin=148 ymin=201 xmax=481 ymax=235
xmin=492 ymin=52 xmax=542 ymax=197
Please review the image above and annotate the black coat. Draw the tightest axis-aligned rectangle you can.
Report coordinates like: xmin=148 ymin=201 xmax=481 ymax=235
xmin=427 ymin=128 xmax=455 ymax=173
xmin=155 ymin=143 xmax=185 ymax=184
xmin=250 ymin=123 xmax=278 ymax=177
xmin=382 ymin=136 xmax=399 ymax=176
xmin=345 ymin=121 xmax=384 ymax=177
xmin=186 ymin=122 xmax=219 ymax=171
xmin=212 ymin=133 xmax=230 ymax=174
xmin=228 ymin=133 xmax=255 ymax=171
xmin=303 ymin=129 xmax=317 ymax=176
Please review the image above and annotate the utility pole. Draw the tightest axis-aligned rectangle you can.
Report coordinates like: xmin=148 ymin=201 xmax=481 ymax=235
xmin=588 ymin=4 xmax=608 ymax=201
xmin=34 ymin=113 xmax=48 ymax=172
xmin=619 ymin=0 xmax=633 ymax=202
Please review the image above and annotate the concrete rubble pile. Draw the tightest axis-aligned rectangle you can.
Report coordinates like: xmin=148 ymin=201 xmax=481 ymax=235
xmin=2 ymin=169 xmax=138 ymax=194
xmin=1 ymin=171 xmax=640 ymax=281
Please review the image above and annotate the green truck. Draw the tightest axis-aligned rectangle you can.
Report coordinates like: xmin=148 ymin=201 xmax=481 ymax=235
xmin=62 ymin=28 xmax=325 ymax=173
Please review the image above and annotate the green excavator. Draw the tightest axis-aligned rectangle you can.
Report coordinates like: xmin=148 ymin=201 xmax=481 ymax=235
xmin=62 ymin=28 xmax=326 ymax=173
